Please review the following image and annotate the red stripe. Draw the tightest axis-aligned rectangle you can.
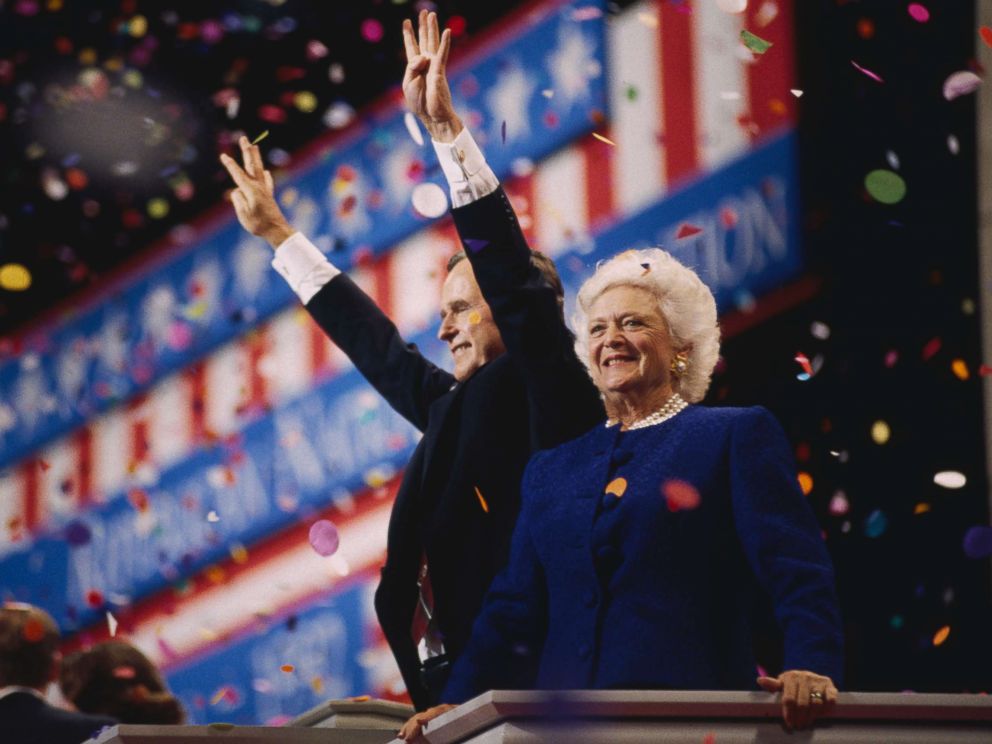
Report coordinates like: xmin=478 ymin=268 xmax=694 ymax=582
xmin=187 ymin=362 xmax=208 ymax=443
xmin=129 ymin=395 xmax=150 ymax=466
xmin=23 ymin=461 xmax=40 ymax=531
xmin=74 ymin=427 xmax=94 ymax=507
xmin=581 ymin=131 xmax=615 ymax=232
xmin=745 ymin=0 xmax=796 ymax=139
xmin=371 ymin=251 xmax=394 ymax=319
xmin=659 ymin=0 xmax=699 ymax=185
xmin=246 ymin=328 xmax=269 ymax=412
xmin=503 ymin=173 xmax=537 ymax=246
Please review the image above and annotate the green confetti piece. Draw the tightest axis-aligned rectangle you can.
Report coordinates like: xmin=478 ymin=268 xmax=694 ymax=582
xmin=208 ymin=722 xmax=236 ymax=732
xmin=740 ymin=29 xmax=773 ymax=54
xmin=250 ymin=130 xmax=270 ymax=146
xmin=624 ymin=84 xmax=639 ymax=102
xmin=865 ymin=169 xmax=907 ymax=204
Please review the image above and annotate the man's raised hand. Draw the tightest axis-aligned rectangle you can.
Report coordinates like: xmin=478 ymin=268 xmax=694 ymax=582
xmin=219 ymin=136 xmax=294 ymax=249
xmin=402 ymin=10 xmax=462 ymax=142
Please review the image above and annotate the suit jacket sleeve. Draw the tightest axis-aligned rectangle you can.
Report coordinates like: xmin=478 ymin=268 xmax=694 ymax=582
xmin=729 ymin=407 xmax=845 ymax=685
xmin=451 ymin=187 xmax=603 ymax=449
xmin=441 ymin=458 xmax=549 ymax=703
xmin=304 ymin=273 xmax=455 ymax=431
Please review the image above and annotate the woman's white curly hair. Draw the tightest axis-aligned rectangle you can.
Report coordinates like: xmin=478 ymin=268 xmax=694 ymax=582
xmin=572 ymin=248 xmax=721 ymax=403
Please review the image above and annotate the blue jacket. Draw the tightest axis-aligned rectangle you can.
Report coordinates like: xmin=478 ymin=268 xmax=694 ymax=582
xmin=443 ymin=405 xmax=844 ymax=700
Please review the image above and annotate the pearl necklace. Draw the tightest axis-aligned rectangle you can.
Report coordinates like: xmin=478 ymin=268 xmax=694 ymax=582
xmin=606 ymin=393 xmax=688 ymax=431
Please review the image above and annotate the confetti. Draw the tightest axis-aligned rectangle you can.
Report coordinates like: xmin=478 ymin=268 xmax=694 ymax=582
xmin=932 ymin=625 xmax=950 ymax=646
xmin=206 ymin=510 xmax=220 ymax=523
xmin=308 ymin=519 xmax=340 ymax=556
xmin=794 ymin=352 xmax=813 ymax=377
xmin=864 ymin=169 xmax=906 ymax=204
xmin=870 ymin=420 xmax=891 ymax=445
xmin=981 ymin=27 xmax=992 ymax=49
xmin=947 ymin=134 xmax=960 ymax=155
xmin=605 ymin=477 xmax=628 ymax=498
xmin=474 ymin=486 xmax=489 ymax=513
xmin=790 ymin=89 xmax=803 ymax=98
xmin=921 ymin=337 xmax=941 ymax=361
xmin=828 ymin=491 xmax=849 ymax=516
xmin=797 ymin=472 xmax=813 ymax=495
xmin=740 ymin=30 xmax=773 ymax=55
xmin=754 ymin=0 xmax=778 ymax=26
xmin=22 ymin=617 xmax=45 ymax=643
xmin=951 ymin=359 xmax=969 ymax=380
xmin=360 ymin=18 xmax=383 ymax=43
xmin=250 ymin=130 xmax=270 ymax=145
xmin=411 ymin=182 xmax=448 ymax=219
xmin=963 ymin=526 xmax=992 ymax=559
xmin=663 ymin=480 xmax=700 ymax=511
xmin=280 ymin=664 xmax=295 ymax=673
xmin=468 ymin=310 xmax=482 ymax=325
xmin=106 ymin=611 xmax=118 ymax=637
xmin=676 ymin=223 xmax=703 ymax=239
xmin=716 ymin=0 xmax=747 ymax=13
xmin=850 ymin=60 xmax=884 ymax=83
xmin=933 ymin=471 xmax=966 ymax=489
xmin=112 ymin=665 xmax=136 ymax=679
xmin=942 ymin=71 xmax=981 ymax=100
xmin=501 ymin=120 xmax=506 ymax=143
xmin=591 ymin=132 xmax=616 ymax=146
xmin=86 ymin=589 xmax=104 ymax=608
xmin=0 ymin=263 xmax=32 ymax=291
xmin=810 ymin=321 xmax=831 ymax=340
xmin=914 ymin=503 xmax=931 ymax=515
xmin=864 ymin=509 xmax=888 ymax=538
xmin=907 ymin=4 xmax=930 ymax=22
xmin=403 ymin=112 xmax=424 ymax=146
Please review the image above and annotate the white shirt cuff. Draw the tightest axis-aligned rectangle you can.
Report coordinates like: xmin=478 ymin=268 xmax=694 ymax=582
xmin=432 ymin=127 xmax=500 ymax=208
xmin=271 ymin=232 xmax=341 ymax=305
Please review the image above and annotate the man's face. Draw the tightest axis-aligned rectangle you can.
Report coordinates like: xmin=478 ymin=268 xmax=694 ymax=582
xmin=437 ymin=260 xmax=506 ymax=381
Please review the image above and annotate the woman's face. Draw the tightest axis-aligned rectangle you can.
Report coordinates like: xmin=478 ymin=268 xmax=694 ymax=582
xmin=586 ymin=284 xmax=677 ymax=398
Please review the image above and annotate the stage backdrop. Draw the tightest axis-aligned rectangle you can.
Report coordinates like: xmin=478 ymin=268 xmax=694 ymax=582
xmin=0 ymin=0 xmax=801 ymax=724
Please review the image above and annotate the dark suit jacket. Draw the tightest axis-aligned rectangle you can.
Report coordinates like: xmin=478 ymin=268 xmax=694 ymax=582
xmin=303 ymin=187 xmax=603 ymax=709
xmin=444 ymin=406 xmax=845 ymax=701
xmin=0 ymin=690 xmax=117 ymax=744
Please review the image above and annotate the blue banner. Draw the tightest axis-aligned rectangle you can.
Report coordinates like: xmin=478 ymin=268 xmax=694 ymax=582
xmin=0 ymin=0 xmax=609 ymax=470
xmin=0 ymin=129 xmax=800 ymax=633
xmin=167 ymin=582 xmax=372 ymax=726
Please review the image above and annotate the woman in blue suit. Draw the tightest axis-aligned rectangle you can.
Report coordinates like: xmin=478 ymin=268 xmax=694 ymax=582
xmin=401 ymin=248 xmax=844 ymax=737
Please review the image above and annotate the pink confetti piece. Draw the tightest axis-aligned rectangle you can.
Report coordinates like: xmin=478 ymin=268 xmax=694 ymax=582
xmin=663 ymin=480 xmax=701 ymax=512
xmin=942 ymin=70 xmax=982 ymax=101
xmin=308 ymin=519 xmax=340 ymax=556
xmin=851 ymin=60 xmax=884 ymax=83
xmin=907 ymin=3 xmax=930 ymax=22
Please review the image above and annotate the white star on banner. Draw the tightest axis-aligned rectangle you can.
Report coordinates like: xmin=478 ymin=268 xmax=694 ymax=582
xmin=546 ymin=22 xmax=598 ymax=112
xmin=485 ymin=63 xmax=537 ymax=144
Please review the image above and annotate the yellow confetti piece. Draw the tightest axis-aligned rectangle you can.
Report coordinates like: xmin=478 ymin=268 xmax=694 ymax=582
xmin=129 ymin=15 xmax=148 ymax=38
xmin=280 ymin=664 xmax=295 ymax=673
xmin=468 ymin=310 xmax=482 ymax=325
xmin=206 ymin=565 xmax=226 ymax=584
xmin=147 ymin=197 xmax=169 ymax=219
xmin=951 ymin=359 xmax=969 ymax=380
xmin=251 ymin=130 xmax=270 ymax=145
xmin=349 ymin=695 xmax=371 ymax=702
xmin=914 ymin=502 xmax=931 ymax=515
xmin=294 ymin=91 xmax=318 ymax=113
xmin=474 ymin=486 xmax=489 ymax=513
xmin=605 ymin=477 xmax=627 ymax=498
xmin=797 ymin=472 xmax=814 ymax=496
xmin=310 ymin=676 xmax=324 ymax=694
xmin=591 ymin=132 xmax=616 ymax=147
xmin=933 ymin=625 xmax=951 ymax=646
xmin=210 ymin=688 xmax=228 ymax=706
xmin=870 ymin=420 xmax=891 ymax=445
xmin=0 ymin=263 xmax=32 ymax=291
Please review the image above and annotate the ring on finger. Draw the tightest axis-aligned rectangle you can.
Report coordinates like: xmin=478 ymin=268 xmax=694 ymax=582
xmin=809 ymin=690 xmax=824 ymax=702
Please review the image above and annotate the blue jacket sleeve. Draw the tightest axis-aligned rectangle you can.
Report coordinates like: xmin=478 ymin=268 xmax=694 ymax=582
xmin=729 ymin=407 xmax=845 ymax=685
xmin=451 ymin=188 xmax=604 ymax=450
xmin=441 ymin=459 xmax=549 ymax=703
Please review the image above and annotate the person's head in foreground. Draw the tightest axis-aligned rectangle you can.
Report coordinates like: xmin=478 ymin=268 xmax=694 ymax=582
xmin=0 ymin=602 xmax=62 ymax=691
xmin=440 ymin=249 xmax=565 ymax=381
xmin=61 ymin=641 xmax=186 ymax=725
xmin=572 ymin=247 xmax=720 ymax=421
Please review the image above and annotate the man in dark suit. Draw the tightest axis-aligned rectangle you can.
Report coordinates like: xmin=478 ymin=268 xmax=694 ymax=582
xmin=0 ymin=603 xmax=118 ymax=744
xmin=220 ymin=11 xmax=602 ymax=710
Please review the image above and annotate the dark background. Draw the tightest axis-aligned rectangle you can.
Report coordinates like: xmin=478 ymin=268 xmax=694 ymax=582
xmin=1 ymin=0 xmax=989 ymax=691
